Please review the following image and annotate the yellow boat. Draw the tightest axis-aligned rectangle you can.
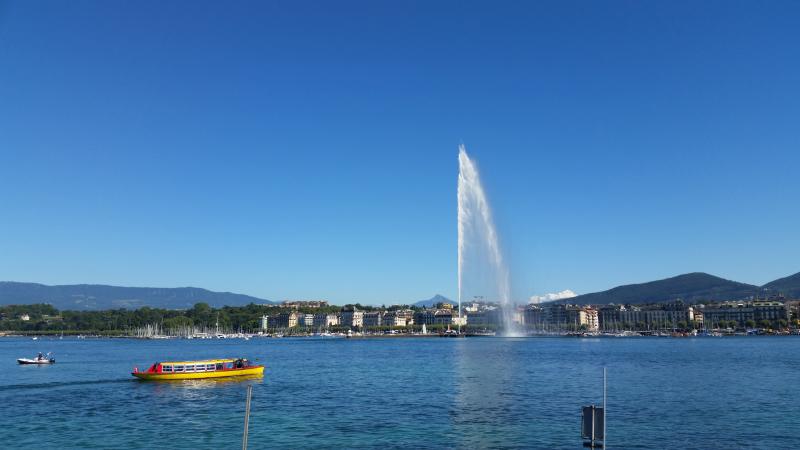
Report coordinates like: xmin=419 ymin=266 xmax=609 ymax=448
xmin=131 ymin=358 xmax=264 ymax=380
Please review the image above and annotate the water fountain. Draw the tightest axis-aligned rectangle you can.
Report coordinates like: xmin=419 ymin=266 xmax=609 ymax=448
xmin=457 ymin=145 xmax=520 ymax=336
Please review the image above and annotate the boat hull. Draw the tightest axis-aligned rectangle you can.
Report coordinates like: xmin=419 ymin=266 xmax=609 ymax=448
xmin=132 ymin=365 xmax=264 ymax=380
xmin=18 ymin=359 xmax=55 ymax=364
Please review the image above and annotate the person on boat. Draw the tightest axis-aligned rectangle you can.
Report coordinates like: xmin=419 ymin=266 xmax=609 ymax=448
xmin=37 ymin=352 xmax=43 ymax=361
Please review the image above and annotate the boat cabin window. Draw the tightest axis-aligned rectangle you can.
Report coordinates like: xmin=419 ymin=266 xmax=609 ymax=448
xmin=225 ymin=362 xmax=234 ymax=369
xmin=162 ymin=365 xmax=173 ymax=373
xmin=194 ymin=364 xmax=205 ymax=372
xmin=206 ymin=364 xmax=216 ymax=371
xmin=174 ymin=365 xmax=185 ymax=372
xmin=185 ymin=365 xmax=195 ymax=372
xmin=216 ymin=363 xmax=223 ymax=370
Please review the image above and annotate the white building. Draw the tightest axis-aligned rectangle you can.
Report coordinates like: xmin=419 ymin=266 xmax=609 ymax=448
xmin=313 ymin=313 xmax=339 ymax=328
xmin=260 ymin=315 xmax=269 ymax=330
xmin=340 ymin=308 xmax=364 ymax=328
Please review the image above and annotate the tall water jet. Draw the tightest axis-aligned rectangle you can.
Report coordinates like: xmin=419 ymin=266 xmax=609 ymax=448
xmin=457 ymin=145 xmax=520 ymax=336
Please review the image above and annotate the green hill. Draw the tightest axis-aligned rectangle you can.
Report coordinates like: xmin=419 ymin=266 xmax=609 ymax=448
xmin=762 ymin=272 xmax=800 ymax=298
xmin=562 ymin=272 xmax=759 ymax=305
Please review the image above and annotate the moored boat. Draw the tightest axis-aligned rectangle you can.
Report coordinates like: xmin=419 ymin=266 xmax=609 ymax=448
xmin=132 ymin=358 xmax=263 ymax=380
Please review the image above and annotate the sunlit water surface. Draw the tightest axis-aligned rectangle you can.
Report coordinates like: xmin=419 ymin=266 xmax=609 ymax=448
xmin=0 ymin=336 xmax=797 ymax=449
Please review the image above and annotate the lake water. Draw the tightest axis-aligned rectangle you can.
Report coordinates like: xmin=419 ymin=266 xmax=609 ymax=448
xmin=0 ymin=336 xmax=797 ymax=449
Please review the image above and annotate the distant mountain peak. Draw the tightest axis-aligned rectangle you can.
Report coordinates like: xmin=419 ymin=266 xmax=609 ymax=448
xmin=413 ymin=294 xmax=455 ymax=307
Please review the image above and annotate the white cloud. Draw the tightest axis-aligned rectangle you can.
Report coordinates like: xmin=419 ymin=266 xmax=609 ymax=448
xmin=529 ymin=289 xmax=577 ymax=304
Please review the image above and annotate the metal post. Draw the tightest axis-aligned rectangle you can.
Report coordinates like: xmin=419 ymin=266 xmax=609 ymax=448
xmin=603 ymin=367 xmax=607 ymax=449
xmin=242 ymin=385 xmax=253 ymax=450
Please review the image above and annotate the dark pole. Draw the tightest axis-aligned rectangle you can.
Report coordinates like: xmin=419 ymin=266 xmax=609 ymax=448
xmin=242 ymin=385 xmax=253 ymax=450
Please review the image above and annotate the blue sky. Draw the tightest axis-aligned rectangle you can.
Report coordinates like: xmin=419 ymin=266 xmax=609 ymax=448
xmin=1 ymin=1 xmax=799 ymax=305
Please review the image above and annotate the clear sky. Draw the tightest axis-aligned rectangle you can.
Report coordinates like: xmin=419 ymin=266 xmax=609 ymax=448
xmin=1 ymin=1 xmax=799 ymax=305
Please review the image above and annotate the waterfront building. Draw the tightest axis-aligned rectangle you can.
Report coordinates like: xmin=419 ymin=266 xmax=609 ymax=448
xmin=275 ymin=311 xmax=300 ymax=328
xmin=340 ymin=307 xmax=364 ymax=328
xmin=598 ymin=304 xmax=624 ymax=329
xmin=692 ymin=309 xmax=704 ymax=328
xmin=524 ymin=304 xmax=599 ymax=331
xmin=565 ymin=306 xmax=598 ymax=331
xmin=382 ymin=310 xmax=414 ymax=327
xmin=394 ymin=309 xmax=415 ymax=326
xmin=701 ymin=301 xmax=789 ymax=328
xmin=788 ymin=301 xmax=800 ymax=325
xmin=598 ymin=302 xmax=696 ymax=330
xmin=312 ymin=313 xmax=339 ymax=328
xmin=301 ymin=313 xmax=314 ymax=327
xmin=363 ymin=311 xmax=385 ymax=327
xmin=468 ymin=307 xmax=502 ymax=327
xmin=583 ymin=307 xmax=599 ymax=331
xmin=260 ymin=315 xmax=269 ymax=330
xmin=414 ymin=309 xmax=454 ymax=325
xmin=524 ymin=304 xmax=567 ymax=329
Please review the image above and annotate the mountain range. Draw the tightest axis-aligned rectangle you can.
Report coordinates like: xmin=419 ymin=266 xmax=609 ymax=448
xmin=3 ymin=270 xmax=799 ymax=311
xmin=554 ymin=271 xmax=800 ymax=305
xmin=0 ymin=282 xmax=273 ymax=310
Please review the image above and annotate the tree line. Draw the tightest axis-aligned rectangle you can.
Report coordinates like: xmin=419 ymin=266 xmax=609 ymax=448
xmin=0 ymin=302 xmax=338 ymax=334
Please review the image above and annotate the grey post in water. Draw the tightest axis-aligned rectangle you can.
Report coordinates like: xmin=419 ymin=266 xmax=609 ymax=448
xmin=603 ymin=367 xmax=607 ymax=449
xmin=581 ymin=367 xmax=607 ymax=448
xmin=242 ymin=385 xmax=253 ymax=450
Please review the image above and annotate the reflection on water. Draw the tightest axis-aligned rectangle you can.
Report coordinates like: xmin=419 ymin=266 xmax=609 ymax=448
xmin=141 ymin=374 xmax=264 ymax=387
xmin=452 ymin=338 xmax=529 ymax=448
xmin=145 ymin=374 xmax=264 ymax=402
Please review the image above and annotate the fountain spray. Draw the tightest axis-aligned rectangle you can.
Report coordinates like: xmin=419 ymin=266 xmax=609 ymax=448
xmin=457 ymin=145 xmax=519 ymax=336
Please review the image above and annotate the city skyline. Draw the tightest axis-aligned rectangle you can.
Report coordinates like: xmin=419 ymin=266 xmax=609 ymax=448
xmin=2 ymin=2 xmax=800 ymax=304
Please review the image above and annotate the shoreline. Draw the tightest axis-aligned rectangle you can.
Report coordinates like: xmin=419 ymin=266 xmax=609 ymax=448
xmin=2 ymin=331 xmax=799 ymax=339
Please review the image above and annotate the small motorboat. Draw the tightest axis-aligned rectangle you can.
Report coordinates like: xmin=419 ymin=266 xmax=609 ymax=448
xmin=18 ymin=352 xmax=55 ymax=365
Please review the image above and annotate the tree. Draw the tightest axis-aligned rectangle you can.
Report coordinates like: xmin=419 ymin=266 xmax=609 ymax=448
xmin=164 ymin=316 xmax=193 ymax=330
xmin=745 ymin=319 xmax=756 ymax=329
